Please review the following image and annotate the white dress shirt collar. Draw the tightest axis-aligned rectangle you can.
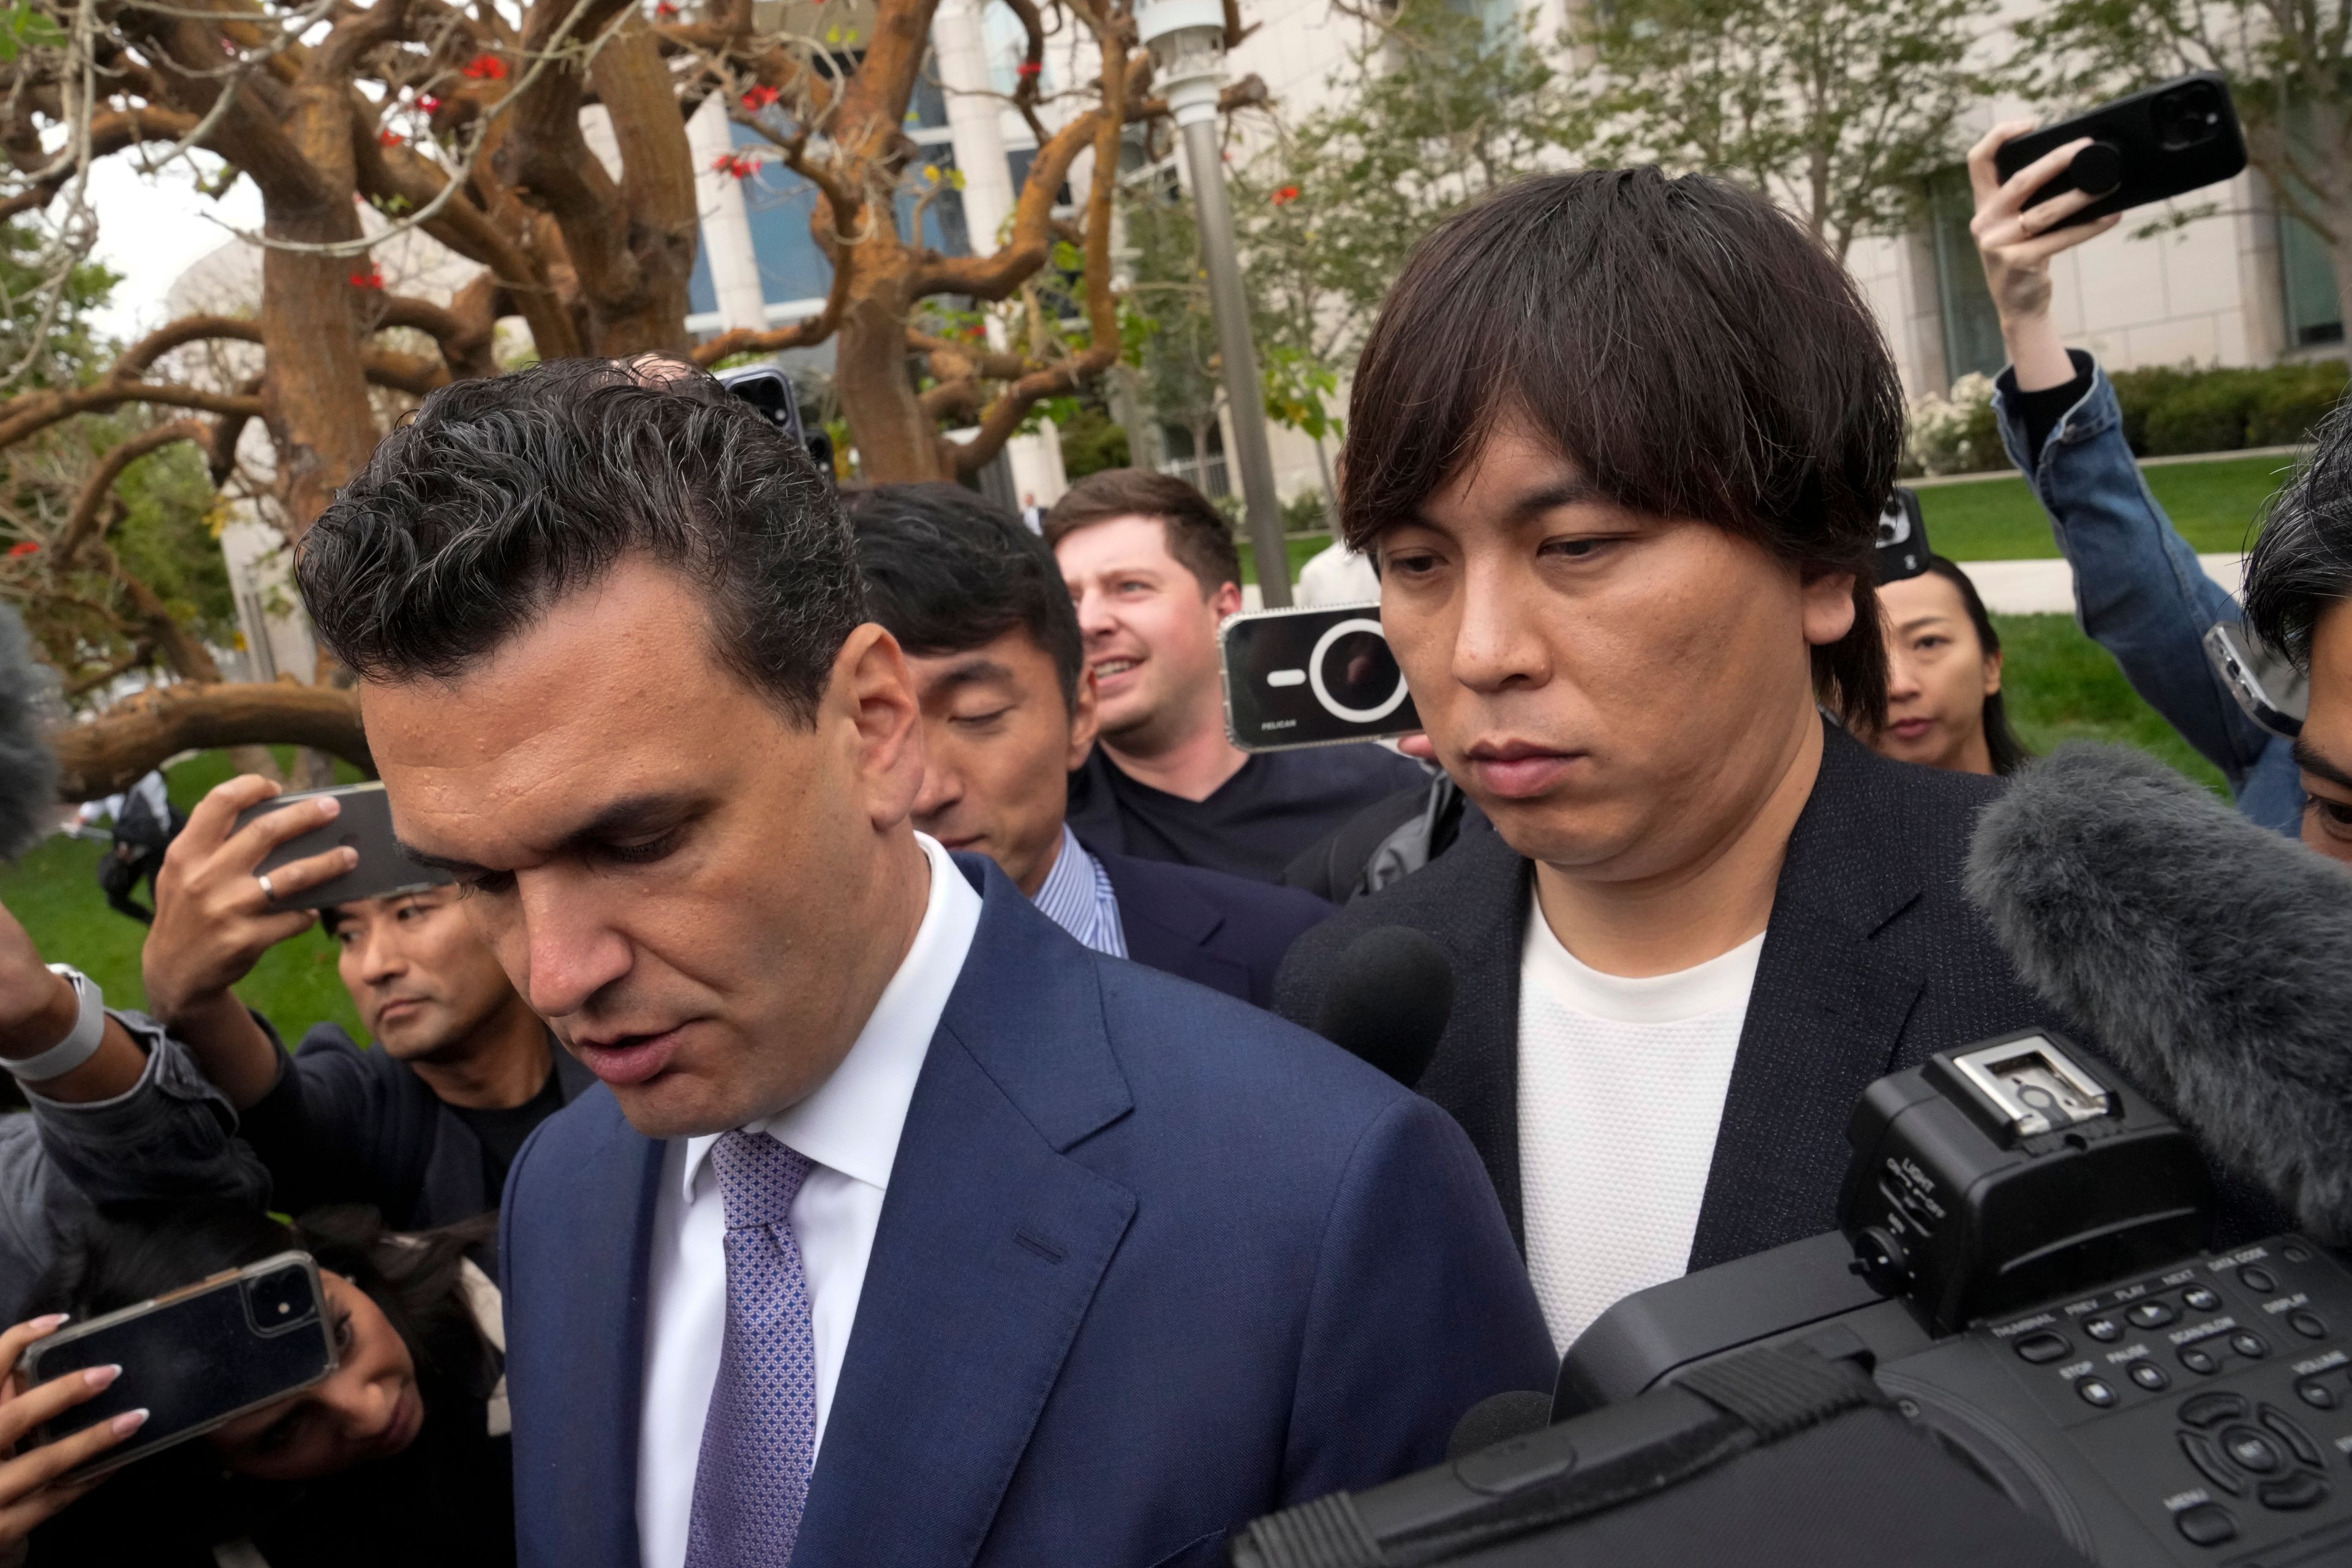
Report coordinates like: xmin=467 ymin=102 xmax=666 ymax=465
xmin=675 ymin=832 xmax=982 ymax=1202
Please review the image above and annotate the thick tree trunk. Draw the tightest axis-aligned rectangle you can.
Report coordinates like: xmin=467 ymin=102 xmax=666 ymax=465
xmin=51 ymin=681 xmax=370 ymax=801
xmin=836 ymin=277 xmax=950 ymax=481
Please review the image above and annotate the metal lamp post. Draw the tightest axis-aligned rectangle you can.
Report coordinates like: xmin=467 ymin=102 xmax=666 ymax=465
xmin=1134 ymin=0 xmax=1292 ymax=606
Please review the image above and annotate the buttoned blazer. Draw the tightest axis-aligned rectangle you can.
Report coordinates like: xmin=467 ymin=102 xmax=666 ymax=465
xmin=497 ymin=853 xmax=1555 ymax=1568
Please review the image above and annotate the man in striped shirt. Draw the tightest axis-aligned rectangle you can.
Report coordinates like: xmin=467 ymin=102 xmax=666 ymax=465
xmin=847 ymin=484 xmax=1332 ymax=1008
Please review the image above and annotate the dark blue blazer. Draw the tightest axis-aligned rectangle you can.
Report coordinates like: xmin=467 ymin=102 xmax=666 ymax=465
xmin=1093 ymin=843 xmax=1333 ymax=1008
xmin=499 ymin=854 xmax=1553 ymax=1568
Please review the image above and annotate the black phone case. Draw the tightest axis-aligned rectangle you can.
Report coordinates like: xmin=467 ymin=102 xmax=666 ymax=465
xmin=1993 ymin=72 xmax=2245 ymax=232
xmin=21 ymin=1253 xmax=336 ymax=1479
xmin=1221 ymin=605 xmax=1421 ymax=752
xmin=234 ymin=782 xmax=451 ymax=911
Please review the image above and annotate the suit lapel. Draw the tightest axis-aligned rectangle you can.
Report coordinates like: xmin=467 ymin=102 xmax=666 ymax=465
xmin=794 ymin=865 xmax=1138 ymax=1568
xmin=1687 ymin=728 xmax=1926 ymax=1271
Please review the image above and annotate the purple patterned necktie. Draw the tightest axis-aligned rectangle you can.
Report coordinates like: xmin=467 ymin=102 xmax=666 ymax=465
xmin=685 ymin=1129 xmax=820 ymax=1568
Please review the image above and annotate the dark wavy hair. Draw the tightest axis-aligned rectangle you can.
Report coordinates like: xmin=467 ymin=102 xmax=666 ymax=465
xmin=1923 ymin=556 xmax=2031 ymax=777
xmin=294 ymin=356 xmax=862 ymax=725
xmin=2245 ymin=392 xmax=2352 ymax=673
xmin=1339 ymin=167 xmax=1903 ymax=733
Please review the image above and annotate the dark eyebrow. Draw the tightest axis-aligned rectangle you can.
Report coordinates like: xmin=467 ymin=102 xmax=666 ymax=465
xmin=924 ymin=657 xmax=1019 ymax=696
xmin=2294 ymin=734 xmax=2352 ymax=793
xmin=396 ymin=791 xmax=711 ymax=879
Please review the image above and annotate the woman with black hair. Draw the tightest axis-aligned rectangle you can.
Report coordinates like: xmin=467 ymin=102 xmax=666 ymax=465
xmin=12 ymin=1201 xmax=511 ymax=1568
xmin=1874 ymin=555 xmax=2032 ymax=777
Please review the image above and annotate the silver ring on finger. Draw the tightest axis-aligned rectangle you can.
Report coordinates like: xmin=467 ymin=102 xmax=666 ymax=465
xmin=256 ymin=872 xmax=277 ymax=905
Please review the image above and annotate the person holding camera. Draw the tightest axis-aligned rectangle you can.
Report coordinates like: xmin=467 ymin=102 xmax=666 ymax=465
xmin=1049 ymin=470 xmax=1428 ymax=883
xmin=847 ymin=483 xmax=1333 ymax=1005
xmin=1276 ymin=168 xmax=2068 ymax=1355
xmin=138 ymin=777 xmax=592 ymax=1234
xmin=1872 ymin=555 xmax=2033 ymax=777
xmin=1966 ymin=121 xmax=2307 ymax=834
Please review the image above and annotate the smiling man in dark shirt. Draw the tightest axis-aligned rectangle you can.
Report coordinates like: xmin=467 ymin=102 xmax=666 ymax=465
xmin=1047 ymin=469 xmax=1427 ymax=882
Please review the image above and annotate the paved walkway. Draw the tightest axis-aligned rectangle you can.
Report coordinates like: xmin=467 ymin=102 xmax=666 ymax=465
xmin=1243 ymin=553 xmax=2248 ymax=618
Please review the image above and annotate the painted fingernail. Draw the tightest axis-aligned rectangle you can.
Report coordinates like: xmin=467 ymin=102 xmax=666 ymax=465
xmin=83 ymin=1364 xmax=120 ymax=1390
xmin=30 ymin=1313 xmax=68 ymax=1330
xmin=110 ymin=1409 xmax=148 ymax=1436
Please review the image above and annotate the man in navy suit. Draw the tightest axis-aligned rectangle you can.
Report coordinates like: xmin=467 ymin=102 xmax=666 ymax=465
xmin=845 ymin=481 xmax=1332 ymax=1006
xmin=294 ymin=359 xmax=1556 ymax=1568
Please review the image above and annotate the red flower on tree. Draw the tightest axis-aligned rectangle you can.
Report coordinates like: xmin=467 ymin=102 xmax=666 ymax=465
xmin=1270 ymin=184 xmax=1301 ymax=206
xmin=7 ymin=541 xmax=38 ymax=557
xmin=712 ymin=153 xmax=760 ymax=180
xmin=1016 ymin=60 xmax=1041 ymax=78
xmin=654 ymin=1 xmax=679 ymax=15
xmin=417 ymin=93 xmax=442 ymax=112
xmin=349 ymin=268 xmax=385 ymax=290
xmin=742 ymin=85 xmax=779 ymax=110
xmin=462 ymin=54 xmax=507 ymax=80
xmin=378 ymin=128 xmax=402 ymax=146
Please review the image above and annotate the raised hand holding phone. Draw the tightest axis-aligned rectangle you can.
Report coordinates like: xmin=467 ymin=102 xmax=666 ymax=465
xmin=1966 ymin=122 xmax=2120 ymax=391
xmin=0 ymin=1314 xmax=144 ymax=1565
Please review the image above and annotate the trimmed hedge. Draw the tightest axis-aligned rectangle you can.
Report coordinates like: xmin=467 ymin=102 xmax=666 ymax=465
xmin=2110 ymin=360 xmax=2347 ymax=457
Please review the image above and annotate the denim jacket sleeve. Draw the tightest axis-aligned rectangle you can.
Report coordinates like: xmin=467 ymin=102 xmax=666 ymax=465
xmin=1991 ymin=353 xmax=2303 ymax=833
xmin=26 ymin=1011 xmax=274 ymax=1211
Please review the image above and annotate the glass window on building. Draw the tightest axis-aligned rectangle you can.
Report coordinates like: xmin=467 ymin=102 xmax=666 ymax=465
xmin=1161 ymin=420 xmax=1229 ymax=499
xmin=2279 ymin=211 xmax=2346 ymax=349
xmin=1925 ymin=164 xmax=2005 ymax=386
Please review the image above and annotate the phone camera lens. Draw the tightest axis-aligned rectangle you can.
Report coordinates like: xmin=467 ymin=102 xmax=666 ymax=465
xmin=1307 ymin=618 xmax=1411 ymax=725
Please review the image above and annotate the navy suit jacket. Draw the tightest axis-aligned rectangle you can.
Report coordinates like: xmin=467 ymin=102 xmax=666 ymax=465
xmin=499 ymin=853 xmax=1553 ymax=1568
xmin=1093 ymin=844 xmax=1333 ymax=1008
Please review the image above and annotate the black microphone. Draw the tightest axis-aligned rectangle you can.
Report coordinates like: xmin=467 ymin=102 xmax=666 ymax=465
xmin=0 ymin=604 xmax=57 ymax=864
xmin=1964 ymin=743 xmax=2352 ymax=1242
xmin=1314 ymin=925 xmax=1454 ymax=1087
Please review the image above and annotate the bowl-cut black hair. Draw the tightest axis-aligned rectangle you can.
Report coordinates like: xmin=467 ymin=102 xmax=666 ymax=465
xmin=2245 ymin=393 xmax=2352 ymax=674
xmin=846 ymin=482 xmax=1085 ymax=710
xmin=1340 ymin=167 xmax=1903 ymax=732
xmin=296 ymin=356 xmax=863 ymax=724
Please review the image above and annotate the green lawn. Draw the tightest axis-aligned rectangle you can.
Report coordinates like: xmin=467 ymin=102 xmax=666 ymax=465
xmin=1237 ymin=532 xmax=1337 ymax=587
xmin=1994 ymin=614 xmax=2227 ymax=797
xmin=1920 ymin=453 xmax=2300 ymax=562
xmin=0 ymin=748 xmax=366 ymax=1044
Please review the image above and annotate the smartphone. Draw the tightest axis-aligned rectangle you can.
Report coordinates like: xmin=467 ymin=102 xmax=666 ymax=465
xmin=19 ymin=1252 xmax=336 ymax=1479
xmin=1875 ymin=488 xmax=1930 ymax=584
xmin=1994 ymin=72 xmax=2246 ymax=232
xmin=232 ymin=782 xmax=452 ymax=911
xmin=716 ymin=363 xmax=835 ymax=477
xmin=2204 ymin=620 xmax=2307 ymax=739
xmin=1221 ymin=604 xmax=1421 ymax=752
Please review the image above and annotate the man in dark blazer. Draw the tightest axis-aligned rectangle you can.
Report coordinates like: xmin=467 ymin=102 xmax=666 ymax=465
xmin=847 ymin=482 xmax=1333 ymax=1007
xmin=1277 ymin=170 xmax=2077 ymax=1357
xmin=294 ymin=360 xmax=1555 ymax=1568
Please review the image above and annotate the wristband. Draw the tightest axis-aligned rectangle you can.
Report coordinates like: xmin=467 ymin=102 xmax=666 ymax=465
xmin=4 ymin=965 xmax=105 ymax=1082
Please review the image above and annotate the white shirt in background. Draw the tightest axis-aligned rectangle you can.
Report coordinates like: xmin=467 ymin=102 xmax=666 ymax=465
xmin=1517 ymin=895 xmax=1763 ymax=1354
xmin=635 ymin=834 xmax=982 ymax=1568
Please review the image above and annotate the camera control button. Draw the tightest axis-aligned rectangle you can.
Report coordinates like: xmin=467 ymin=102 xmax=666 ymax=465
xmin=2014 ymin=1332 xmax=2072 ymax=1365
xmin=2222 ymin=1427 xmax=2283 ymax=1474
xmin=2179 ymin=1346 xmax=2221 ymax=1375
xmin=2297 ymin=1379 xmax=2339 ymax=1411
xmin=2257 ymin=1406 xmax=2323 ymax=1469
xmin=2174 ymin=1502 xmax=2238 ymax=1547
xmin=2289 ymin=1310 xmax=2328 ymax=1340
xmin=2285 ymin=1245 xmax=2312 ymax=1264
xmin=2180 ymin=1433 xmax=2245 ymax=1495
xmin=2075 ymin=1378 xmax=2117 ymax=1408
xmin=2179 ymin=1392 xmax=2250 ymax=1428
xmin=2130 ymin=1363 xmax=2172 ymax=1392
xmin=2184 ymin=1286 xmax=2222 ymax=1311
xmin=2230 ymin=1331 xmax=2270 ymax=1359
xmin=2240 ymin=1265 xmax=2278 ymax=1295
xmin=2129 ymin=1301 xmax=2179 ymax=1329
xmin=2084 ymin=1316 xmax=2123 ymax=1343
xmin=2258 ymin=1474 xmax=2329 ymax=1512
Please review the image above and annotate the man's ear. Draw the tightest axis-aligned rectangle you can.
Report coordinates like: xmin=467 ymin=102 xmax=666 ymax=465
xmin=1801 ymin=570 xmax=1859 ymax=648
xmin=1209 ymin=579 xmax=1245 ymax=622
xmin=829 ymin=624 xmax=924 ymax=829
xmin=1066 ymin=667 xmax=1101 ymax=771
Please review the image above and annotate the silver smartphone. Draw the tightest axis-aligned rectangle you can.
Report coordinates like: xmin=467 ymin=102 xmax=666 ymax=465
xmin=1221 ymin=603 xmax=1422 ymax=752
xmin=19 ymin=1251 xmax=336 ymax=1479
xmin=232 ymin=782 xmax=452 ymax=911
xmin=2203 ymin=621 xmax=2307 ymax=739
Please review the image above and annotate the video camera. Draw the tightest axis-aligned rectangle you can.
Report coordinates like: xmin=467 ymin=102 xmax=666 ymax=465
xmin=1235 ymin=1031 xmax=2352 ymax=1566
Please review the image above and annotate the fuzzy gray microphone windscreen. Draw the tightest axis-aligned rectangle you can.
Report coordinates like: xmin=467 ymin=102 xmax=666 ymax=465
xmin=0 ymin=603 xmax=56 ymax=864
xmin=1966 ymin=742 xmax=2352 ymax=1242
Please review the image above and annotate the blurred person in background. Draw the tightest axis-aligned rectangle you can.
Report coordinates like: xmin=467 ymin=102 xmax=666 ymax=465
xmin=847 ymin=483 xmax=1332 ymax=1005
xmin=2245 ymin=398 xmax=2352 ymax=867
xmin=1873 ymin=556 xmax=2032 ymax=777
xmin=1969 ymin=121 xmax=2304 ymax=829
xmin=140 ymin=778 xmax=590 ymax=1232
xmin=1048 ymin=469 xmax=1428 ymax=883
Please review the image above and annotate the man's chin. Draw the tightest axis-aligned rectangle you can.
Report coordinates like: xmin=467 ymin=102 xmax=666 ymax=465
xmin=605 ymin=1071 xmax=757 ymax=1141
xmin=1479 ymin=793 xmax=1642 ymax=875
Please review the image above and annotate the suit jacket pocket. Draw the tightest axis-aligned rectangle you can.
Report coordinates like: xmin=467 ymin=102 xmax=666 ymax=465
xmin=1145 ymin=1528 xmax=1229 ymax=1568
